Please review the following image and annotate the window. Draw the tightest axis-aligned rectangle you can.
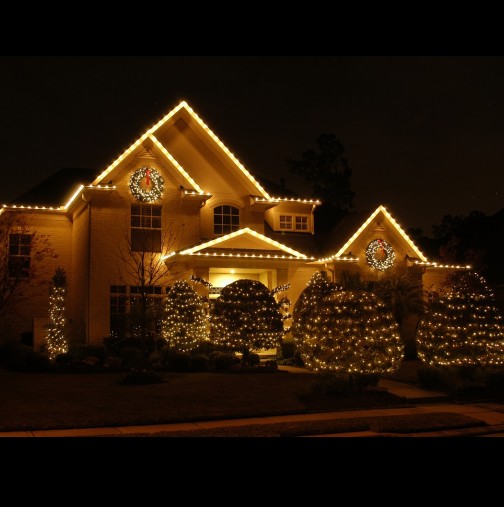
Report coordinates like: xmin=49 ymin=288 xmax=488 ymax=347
xmin=8 ymin=234 xmax=32 ymax=278
xmin=214 ymin=205 xmax=239 ymax=235
xmin=295 ymin=216 xmax=308 ymax=231
xmin=109 ymin=285 xmax=164 ymax=337
xmin=131 ymin=204 xmax=162 ymax=252
xmin=110 ymin=285 xmax=127 ymax=337
xmin=279 ymin=215 xmax=292 ymax=230
xmin=278 ymin=215 xmax=309 ymax=232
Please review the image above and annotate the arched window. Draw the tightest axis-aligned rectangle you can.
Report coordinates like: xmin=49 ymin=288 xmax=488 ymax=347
xmin=214 ymin=205 xmax=240 ymax=235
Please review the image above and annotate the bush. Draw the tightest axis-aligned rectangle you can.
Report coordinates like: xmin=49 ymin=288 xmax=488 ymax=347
xmin=191 ymin=354 xmax=210 ymax=372
xmin=163 ymin=350 xmax=192 ymax=372
xmin=313 ymin=373 xmax=351 ymax=395
xmin=484 ymin=368 xmax=504 ymax=391
xmin=120 ymin=347 xmax=143 ymax=369
xmin=103 ymin=356 xmax=122 ymax=370
xmin=25 ymin=351 xmax=51 ymax=372
xmin=55 ymin=353 xmax=74 ymax=366
xmin=120 ymin=370 xmax=164 ymax=385
xmin=211 ymin=351 xmax=240 ymax=371
xmin=294 ymin=350 xmax=304 ymax=367
xmin=1 ymin=341 xmax=34 ymax=371
xmin=280 ymin=341 xmax=296 ymax=359
xmin=263 ymin=359 xmax=278 ymax=372
xmin=417 ymin=366 xmax=456 ymax=391
xmin=354 ymin=373 xmax=380 ymax=390
xmin=244 ymin=352 xmax=260 ymax=367
xmin=69 ymin=344 xmax=106 ymax=363
xmin=403 ymin=340 xmax=418 ymax=360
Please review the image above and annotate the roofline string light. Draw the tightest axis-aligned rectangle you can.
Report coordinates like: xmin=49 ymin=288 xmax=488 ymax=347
xmin=163 ymin=227 xmax=311 ymax=261
xmin=328 ymin=205 xmax=428 ymax=262
xmin=414 ymin=260 xmax=471 ymax=270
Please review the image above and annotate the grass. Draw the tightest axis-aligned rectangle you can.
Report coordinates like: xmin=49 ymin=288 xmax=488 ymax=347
xmin=133 ymin=413 xmax=484 ymax=437
xmin=0 ymin=369 xmax=404 ymax=432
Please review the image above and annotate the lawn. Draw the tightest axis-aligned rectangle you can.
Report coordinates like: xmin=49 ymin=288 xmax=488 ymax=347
xmin=0 ymin=368 xmax=404 ymax=432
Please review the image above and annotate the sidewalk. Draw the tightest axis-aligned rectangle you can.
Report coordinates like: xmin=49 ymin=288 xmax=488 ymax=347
xmin=1 ymin=372 xmax=504 ymax=437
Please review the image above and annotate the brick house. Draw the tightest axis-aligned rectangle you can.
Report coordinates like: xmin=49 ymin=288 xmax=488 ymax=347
xmin=0 ymin=101 xmax=468 ymax=349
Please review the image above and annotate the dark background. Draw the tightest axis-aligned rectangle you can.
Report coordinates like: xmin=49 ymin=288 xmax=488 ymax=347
xmin=1 ymin=56 xmax=503 ymax=234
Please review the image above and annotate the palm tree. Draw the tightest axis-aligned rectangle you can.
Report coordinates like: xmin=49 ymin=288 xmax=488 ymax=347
xmin=374 ymin=272 xmax=425 ymax=358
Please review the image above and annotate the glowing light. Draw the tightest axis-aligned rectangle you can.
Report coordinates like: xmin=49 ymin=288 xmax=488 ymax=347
xmin=210 ymin=279 xmax=283 ymax=354
xmin=162 ymin=281 xmax=209 ymax=352
xmin=177 ymin=227 xmax=309 ymax=259
xmin=149 ymin=134 xmax=205 ymax=194
xmin=329 ymin=205 xmax=428 ymax=262
xmin=129 ymin=166 xmax=164 ymax=202
xmin=365 ymin=239 xmax=395 ymax=271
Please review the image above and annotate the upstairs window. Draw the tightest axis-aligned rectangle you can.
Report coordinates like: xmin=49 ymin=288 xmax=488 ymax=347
xmin=295 ymin=216 xmax=308 ymax=231
xmin=8 ymin=234 xmax=32 ymax=278
xmin=214 ymin=205 xmax=239 ymax=235
xmin=279 ymin=215 xmax=309 ymax=232
xmin=131 ymin=204 xmax=162 ymax=252
xmin=279 ymin=215 xmax=293 ymax=230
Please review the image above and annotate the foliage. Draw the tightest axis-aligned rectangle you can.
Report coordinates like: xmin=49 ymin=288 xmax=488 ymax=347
xmin=374 ymin=271 xmax=425 ymax=326
xmin=417 ymin=366 xmax=457 ymax=391
xmin=115 ymin=211 xmax=185 ymax=352
xmin=210 ymin=279 xmax=283 ymax=355
xmin=162 ymin=281 xmax=208 ymax=352
xmin=210 ymin=351 xmax=240 ymax=370
xmin=42 ymin=267 xmax=68 ymax=361
xmin=299 ymin=290 xmax=404 ymax=375
xmin=416 ymin=272 xmax=504 ymax=367
xmin=120 ymin=347 xmax=144 ymax=369
xmin=164 ymin=350 xmax=193 ymax=372
xmin=292 ymin=271 xmax=339 ymax=350
xmin=190 ymin=354 xmax=210 ymax=372
xmin=338 ymin=269 xmax=365 ymax=291
xmin=0 ymin=212 xmax=57 ymax=319
xmin=432 ymin=210 xmax=504 ymax=285
xmin=286 ymin=134 xmax=354 ymax=233
xmin=243 ymin=352 xmax=260 ymax=367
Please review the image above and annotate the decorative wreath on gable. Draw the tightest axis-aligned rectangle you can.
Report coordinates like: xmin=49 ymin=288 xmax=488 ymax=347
xmin=129 ymin=166 xmax=164 ymax=202
xmin=365 ymin=239 xmax=395 ymax=271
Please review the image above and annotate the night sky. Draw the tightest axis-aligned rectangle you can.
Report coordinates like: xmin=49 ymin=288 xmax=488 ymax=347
xmin=1 ymin=56 xmax=503 ymax=234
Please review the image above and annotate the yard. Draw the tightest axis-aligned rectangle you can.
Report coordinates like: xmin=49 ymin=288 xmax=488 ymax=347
xmin=0 ymin=368 xmax=404 ymax=432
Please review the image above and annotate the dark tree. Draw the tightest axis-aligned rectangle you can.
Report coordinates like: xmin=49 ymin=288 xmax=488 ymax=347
xmin=287 ymin=134 xmax=354 ymax=233
xmin=432 ymin=211 xmax=501 ymax=282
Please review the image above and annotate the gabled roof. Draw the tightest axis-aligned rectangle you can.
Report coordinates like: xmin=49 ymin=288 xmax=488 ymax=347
xmin=10 ymin=168 xmax=97 ymax=207
xmin=92 ymin=100 xmax=272 ymax=200
xmin=164 ymin=227 xmax=313 ymax=261
xmin=322 ymin=205 xmax=428 ymax=262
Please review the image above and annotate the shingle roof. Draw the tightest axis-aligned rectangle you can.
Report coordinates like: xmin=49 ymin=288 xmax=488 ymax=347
xmin=10 ymin=168 xmax=97 ymax=207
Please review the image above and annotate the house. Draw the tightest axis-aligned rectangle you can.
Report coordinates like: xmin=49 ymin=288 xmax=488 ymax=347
xmin=0 ymin=101 xmax=469 ymax=349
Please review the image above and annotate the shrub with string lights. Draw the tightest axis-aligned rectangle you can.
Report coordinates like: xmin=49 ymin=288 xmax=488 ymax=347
xmin=300 ymin=290 xmax=404 ymax=375
xmin=210 ymin=279 xmax=283 ymax=354
xmin=43 ymin=267 xmax=68 ymax=361
xmin=292 ymin=271 xmax=339 ymax=350
xmin=162 ymin=281 xmax=208 ymax=352
xmin=416 ymin=272 xmax=504 ymax=367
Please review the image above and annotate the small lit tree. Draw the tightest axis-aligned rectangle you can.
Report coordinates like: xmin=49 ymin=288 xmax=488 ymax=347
xmin=43 ymin=267 xmax=68 ymax=360
xmin=162 ymin=281 xmax=208 ymax=352
xmin=210 ymin=279 xmax=283 ymax=356
xmin=416 ymin=272 xmax=504 ymax=367
xmin=300 ymin=291 xmax=404 ymax=376
xmin=292 ymin=271 xmax=339 ymax=350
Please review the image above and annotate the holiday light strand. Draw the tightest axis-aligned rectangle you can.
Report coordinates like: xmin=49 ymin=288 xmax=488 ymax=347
xmin=298 ymin=290 xmax=404 ymax=374
xmin=162 ymin=281 xmax=208 ymax=352
xmin=210 ymin=279 xmax=283 ymax=353
xmin=365 ymin=239 xmax=395 ymax=271
xmin=129 ymin=166 xmax=164 ymax=202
